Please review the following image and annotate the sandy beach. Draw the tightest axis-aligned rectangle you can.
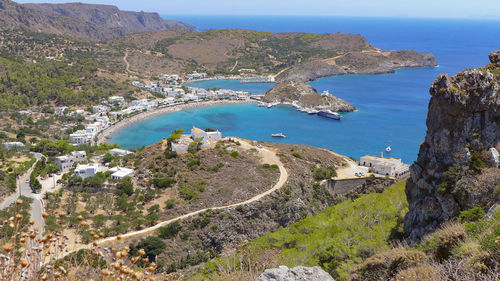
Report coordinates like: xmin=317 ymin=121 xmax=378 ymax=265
xmin=97 ymin=100 xmax=255 ymax=144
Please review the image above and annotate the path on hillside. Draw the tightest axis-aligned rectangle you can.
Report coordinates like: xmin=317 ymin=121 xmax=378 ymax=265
xmin=123 ymin=51 xmax=132 ymax=74
xmin=49 ymin=139 xmax=288 ymax=262
xmin=230 ymin=60 xmax=239 ymax=72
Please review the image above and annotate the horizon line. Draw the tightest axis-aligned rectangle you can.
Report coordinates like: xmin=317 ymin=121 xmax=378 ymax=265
xmin=160 ymin=14 xmax=500 ymax=21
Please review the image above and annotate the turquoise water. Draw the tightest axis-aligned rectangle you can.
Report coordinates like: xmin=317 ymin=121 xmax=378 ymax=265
xmin=111 ymin=17 xmax=500 ymax=163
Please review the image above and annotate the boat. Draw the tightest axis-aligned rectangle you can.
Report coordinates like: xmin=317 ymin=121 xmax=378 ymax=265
xmin=318 ymin=110 xmax=342 ymax=120
xmin=258 ymin=102 xmax=267 ymax=107
xmin=271 ymin=133 xmax=286 ymax=138
xmin=267 ymin=103 xmax=273 ymax=108
xmin=386 ymin=146 xmax=392 ymax=153
xmin=298 ymin=107 xmax=308 ymax=113
xmin=307 ymin=108 xmax=319 ymax=115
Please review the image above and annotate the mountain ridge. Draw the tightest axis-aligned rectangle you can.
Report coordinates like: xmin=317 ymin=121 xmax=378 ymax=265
xmin=0 ymin=0 xmax=194 ymax=41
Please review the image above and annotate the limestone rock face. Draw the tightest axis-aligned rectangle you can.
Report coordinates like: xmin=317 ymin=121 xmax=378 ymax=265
xmin=263 ymin=81 xmax=356 ymax=112
xmin=256 ymin=266 xmax=335 ymax=281
xmin=403 ymin=51 xmax=500 ymax=243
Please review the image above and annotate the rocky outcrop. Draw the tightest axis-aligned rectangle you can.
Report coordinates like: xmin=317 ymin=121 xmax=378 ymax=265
xmin=263 ymin=81 xmax=356 ymax=112
xmin=277 ymin=50 xmax=437 ymax=82
xmin=404 ymin=51 xmax=500 ymax=243
xmin=256 ymin=266 xmax=335 ymax=281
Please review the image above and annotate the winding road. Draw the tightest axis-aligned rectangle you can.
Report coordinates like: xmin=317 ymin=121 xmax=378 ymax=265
xmin=49 ymin=139 xmax=288 ymax=262
xmin=0 ymin=153 xmax=45 ymax=236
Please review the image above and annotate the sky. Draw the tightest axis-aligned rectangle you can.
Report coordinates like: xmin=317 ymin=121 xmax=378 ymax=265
xmin=15 ymin=0 xmax=500 ymax=19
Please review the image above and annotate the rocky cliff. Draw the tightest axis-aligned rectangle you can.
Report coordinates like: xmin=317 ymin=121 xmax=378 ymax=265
xmin=263 ymin=81 xmax=356 ymax=112
xmin=404 ymin=51 xmax=500 ymax=243
xmin=24 ymin=2 xmax=195 ymax=34
xmin=0 ymin=0 xmax=193 ymax=41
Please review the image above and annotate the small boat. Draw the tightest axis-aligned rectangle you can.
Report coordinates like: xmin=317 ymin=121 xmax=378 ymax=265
xmin=318 ymin=110 xmax=342 ymax=120
xmin=322 ymin=90 xmax=331 ymax=96
xmin=271 ymin=133 xmax=286 ymax=138
xmin=258 ymin=102 xmax=267 ymax=107
xmin=267 ymin=103 xmax=273 ymax=108
xmin=298 ymin=107 xmax=308 ymax=113
xmin=386 ymin=146 xmax=392 ymax=153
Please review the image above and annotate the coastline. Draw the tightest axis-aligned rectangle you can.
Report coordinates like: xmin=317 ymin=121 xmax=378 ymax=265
xmin=98 ymin=100 xmax=255 ymax=144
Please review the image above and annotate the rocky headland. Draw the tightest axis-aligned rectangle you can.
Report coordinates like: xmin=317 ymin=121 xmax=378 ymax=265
xmin=263 ymin=81 xmax=356 ymax=112
xmin=276 ymin=50 xmax=437 ymax=82
xmin=404 ymin=51 xmax=500 ymax=243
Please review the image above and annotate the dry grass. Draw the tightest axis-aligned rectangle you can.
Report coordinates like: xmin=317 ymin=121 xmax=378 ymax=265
xmin=0 ymin=199 xmax=184 ymax=280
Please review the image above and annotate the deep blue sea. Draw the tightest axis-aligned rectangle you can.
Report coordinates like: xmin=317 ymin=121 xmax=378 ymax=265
xmin=110 ymin=16 xmax=500 ymax=163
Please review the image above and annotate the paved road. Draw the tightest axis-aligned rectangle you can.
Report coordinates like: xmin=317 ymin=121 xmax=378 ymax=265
xmin=0 ymin=153 xmax=45 ymax=235
xmin=49 ymin=139 xmax=289 ymax=262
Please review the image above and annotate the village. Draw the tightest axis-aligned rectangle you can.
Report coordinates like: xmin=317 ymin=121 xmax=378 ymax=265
xmin=26 ymin=72 xmax=254 ymax=147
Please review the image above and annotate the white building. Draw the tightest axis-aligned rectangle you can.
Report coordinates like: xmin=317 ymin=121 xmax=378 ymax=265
xmin=74 ymin=163 xmax=99 ymax=179
xmin=130 ymin=99 xmax=158 ymax=109
xmin=70 ymin=131 xmax=92 ymax=145
xmin=186 ymin=72 xmax=208 ymax=80
xmin=4 ymin=142 xmax=25 ymax=149
xmin=359 ymin=155 xmax=410 ymax=177
xmin=109 ymin=148 xmax=133 ymax=157
xmin=191 ymin=127 xmax=222 ymax=142
xmin=109 ymin=167 xmax=134 ymax=180
xmin=109 ymin=96 xmax=125 ymax=103
xmin=55 ymin=151 xmax=87 ymax=172
xmin=92 ymin=105 xmax=111 ymax=114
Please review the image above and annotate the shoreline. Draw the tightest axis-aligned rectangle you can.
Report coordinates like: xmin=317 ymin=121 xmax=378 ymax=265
xmin=98 ymin=100 xmax=255 ymax=144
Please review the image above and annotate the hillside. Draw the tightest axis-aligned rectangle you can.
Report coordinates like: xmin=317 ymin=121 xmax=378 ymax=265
xmin=0 ymin=0 xmax=193 ymax=41
xmin=116 ymin=29 xmax=437 ymax=79
xmin=24 ymin=2 xmax=195 ymax=34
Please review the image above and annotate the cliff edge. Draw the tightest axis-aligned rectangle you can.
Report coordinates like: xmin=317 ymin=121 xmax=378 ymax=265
xmin=404 ymin=51 xmax=500 ymax=243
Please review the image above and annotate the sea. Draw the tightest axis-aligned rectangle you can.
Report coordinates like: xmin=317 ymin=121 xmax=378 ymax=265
xmin=110 ymin=16 xmax=500 ymax=163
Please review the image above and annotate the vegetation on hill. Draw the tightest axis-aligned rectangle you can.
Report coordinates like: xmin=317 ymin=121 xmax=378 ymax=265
xmin=192 ymin=180 xmax=499 ymax=280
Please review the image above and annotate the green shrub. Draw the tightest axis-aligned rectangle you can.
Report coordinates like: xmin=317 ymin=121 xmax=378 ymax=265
xmin=230 ymin=151 xmax=239 ymax=158
xmin=470 ymin=151 xmax=487 ymax=171
xmin=165 ymin=199 xmax=175 ymax=209
xmin=235 ymin=205 xmax=243 ymax=212
xmin=151 ymin=177 xmax=176 ymax=189
xmin=459 ymin=207 xmax=485 ymax=222
xmin=312 ymin=166 xmax=337 ymax=181
xmin=180 ymin=187 xmax=198 ymax=201
xmin=292 ymin=152 xmax=302 ymax=159
xmin=158 ymin=221 xmax=181 ymax=239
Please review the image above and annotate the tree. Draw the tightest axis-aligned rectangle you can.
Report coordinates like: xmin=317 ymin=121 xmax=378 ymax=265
xmin=117 ymin=177 xmax=134 ymax=196
xmin=102 ymin=153 xmax=113 ymax=164
xmin=132 ymin=236 xmax=166 ymax=261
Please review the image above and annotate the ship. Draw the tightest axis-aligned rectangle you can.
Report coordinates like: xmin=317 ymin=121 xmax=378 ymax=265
xmin=318 ymin=110 xmax=342 ymax=120
xmin=271 ymin=133 xmax=286 ymax=138
xmin=386 ymin=146 xmax=392 ymax=153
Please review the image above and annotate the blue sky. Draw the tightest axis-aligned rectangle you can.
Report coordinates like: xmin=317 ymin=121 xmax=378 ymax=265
xmin=16 ymin=0 xmax=500 ymax=19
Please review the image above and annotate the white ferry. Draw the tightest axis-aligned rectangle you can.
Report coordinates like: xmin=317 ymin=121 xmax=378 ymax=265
xmin=318 ymin=110 xmax=342 ymax=120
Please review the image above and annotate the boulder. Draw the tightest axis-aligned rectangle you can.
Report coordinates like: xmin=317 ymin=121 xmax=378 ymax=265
xmin=256 ymin=266 xmax=335 ymax=281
